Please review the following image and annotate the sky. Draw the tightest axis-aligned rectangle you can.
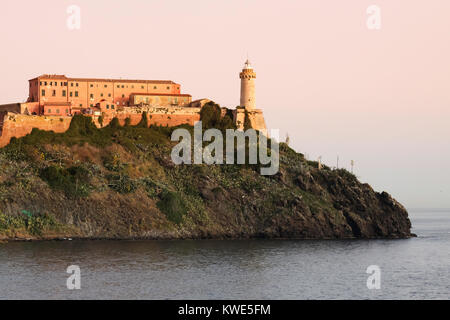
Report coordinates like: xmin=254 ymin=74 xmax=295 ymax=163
xmin=0 ymin=0 xmax=449 ymax=209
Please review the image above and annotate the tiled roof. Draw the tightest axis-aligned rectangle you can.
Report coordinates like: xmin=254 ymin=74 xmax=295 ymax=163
xmin=30 ymin=75 xmax=177 ymax=85
xmin=130 ymin=93 xmax=192 ymax=97
xmin=44 ymin=102 xmax=72 ymax=106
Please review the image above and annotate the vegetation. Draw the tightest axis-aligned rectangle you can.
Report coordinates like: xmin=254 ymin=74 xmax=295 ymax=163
xmin=0 ymin=103 xmax=411 ymax=240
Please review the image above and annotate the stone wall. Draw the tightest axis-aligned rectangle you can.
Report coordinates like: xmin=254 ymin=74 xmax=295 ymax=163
xmin=0 ymin=113 xmax=72 ymax=147
xmin=0 ymin=106 xmax=202 ymax=148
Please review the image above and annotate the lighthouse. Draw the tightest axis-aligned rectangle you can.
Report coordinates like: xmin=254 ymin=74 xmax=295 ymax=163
xmin=239 ymin=59 xmax=256 ymax=110
xmin=234 ymin=58 xmax=267 ymax=135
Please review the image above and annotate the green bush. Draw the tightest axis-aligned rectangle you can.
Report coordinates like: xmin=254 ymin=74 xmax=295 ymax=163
xmin=156 ymin=190 xmax=186 ymax=225
xmin=40 ymin=165 xmax=91 ymax=198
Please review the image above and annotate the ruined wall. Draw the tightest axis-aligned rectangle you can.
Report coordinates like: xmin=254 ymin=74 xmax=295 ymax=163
xmin=0 ymin=113 xmax=72 ymax=147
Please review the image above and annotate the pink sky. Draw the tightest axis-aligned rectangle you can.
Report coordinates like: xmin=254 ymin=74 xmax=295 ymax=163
xmin=1 ymin=0 xmax=449 ymax=208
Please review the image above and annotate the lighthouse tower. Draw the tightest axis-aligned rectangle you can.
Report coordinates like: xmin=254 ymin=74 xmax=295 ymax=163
xmin=240 ymin=59 xmax=256 ymax=110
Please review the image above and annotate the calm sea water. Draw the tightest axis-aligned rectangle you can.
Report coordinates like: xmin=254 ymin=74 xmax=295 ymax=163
xmin=0 ymin=210 xmax=448 ymax=300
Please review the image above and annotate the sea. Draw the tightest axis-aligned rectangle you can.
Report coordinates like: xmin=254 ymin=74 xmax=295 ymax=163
xmin=0 ymin=209 xmax=448 ymax=300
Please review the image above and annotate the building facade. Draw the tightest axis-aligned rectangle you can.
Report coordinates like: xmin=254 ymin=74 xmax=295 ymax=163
xmin=27 ymin=75 xmax=191 ymax=116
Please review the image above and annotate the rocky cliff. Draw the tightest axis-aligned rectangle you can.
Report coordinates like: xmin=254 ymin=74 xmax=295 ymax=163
xmin=0 ymin=108 xmax=413 ymax=241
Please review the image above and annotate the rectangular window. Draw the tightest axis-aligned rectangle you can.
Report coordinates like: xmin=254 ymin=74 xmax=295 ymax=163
xmin=122 ymin=94 xmax=125 ymax=98
xmin=52 ymin=90 xmax=56 ymax=96
xmin=64 ymin=82 xmax=68 ymax=86
xmin=117 ymin=85 xmax=120 ymax=88
xmin=62 ymin=90 xmax=66 ymax=97
xmin=106 ymin=105 xmax=109 ymax=109
xmin=61 ymin=82 xmax=64 ymax=86
xmin=79 ymin=104 xmax=82 ymax=107
xmin=71 ymin=83 xmax=74 ymax=87
xmin=108 ymin=93 xmax=111 ymax=97
xmin=141 ymin=86 xmax=144 ymax=89
xmin=104 ymin=85 xmax=107 ymax=88
xmin=41 ymin=89 xmax=45 ymax=96
xmin=112 ymin=105 xmax=115 ymax=109
xmin=75 ymin=91 xmax=78 ymax=97
xmin=44 ymin=82 xmax=47 ymax=86
xmin=56 ymin=109 xmax=60 ymax=114
xmin=70 ymin=92 xmax=73 ymax=97
xmin=121 ymin=85 xmax=124 ymax=88
xmin=66 ymin=109 xmax=68 ymax=113
xmin=90 ymin=84 xmax=93 ymax=88
xmin=90 ymin=94 xmax=94 ymax=98
xmin=48 ymin=109 xmax=51 ymax=113
xmin=54 ymin=82 xmax=57 ymax=87
xmin=40 ymin=81 xmax=42 ymax=86
xmin=76 ymin=83 xmax=79 ymax=87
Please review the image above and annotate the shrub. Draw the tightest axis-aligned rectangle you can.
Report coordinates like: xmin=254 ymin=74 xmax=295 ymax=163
xmin=156 ymin=190 xmax=186 ymax=225
xmin=40 ymin=165 xmax=91 ymax=198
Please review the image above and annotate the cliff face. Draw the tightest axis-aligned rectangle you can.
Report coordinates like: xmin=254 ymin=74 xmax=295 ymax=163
xmin=0 ymin=114 xmax=413 ymax=240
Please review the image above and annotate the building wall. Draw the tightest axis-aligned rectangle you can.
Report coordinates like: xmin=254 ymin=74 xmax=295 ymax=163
xmin=29 ymin=76 xmax=183 ymax=115
xmin=0 ymin=113 xmax=72 ymax=147
xmin=130 ymin=94 xmax=192 ymax=107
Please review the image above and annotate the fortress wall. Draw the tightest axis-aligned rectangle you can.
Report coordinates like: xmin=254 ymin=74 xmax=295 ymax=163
xmin=247 ymin=109 xmax=268 ymax=136
xmin=0 ymin=113 xmax=72 ymax=147
xmin=95 ymin=106 xmax=201 ymax=128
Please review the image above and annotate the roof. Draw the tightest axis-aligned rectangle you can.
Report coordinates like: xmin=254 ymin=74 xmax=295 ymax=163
xmin=44 ymin=102 xmax=72 ymax=106
xmin=130 ymin=93 xmax=192 ymax=97
xmin=29 ymin=74 xmax=177 ymax=85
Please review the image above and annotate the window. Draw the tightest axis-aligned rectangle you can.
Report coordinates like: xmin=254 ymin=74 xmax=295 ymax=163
xmin=121 ymin=85 xmax=124 ymax=88
xmin=41 ymin=89 xmax=45 ymax=96
xmin=54 ymin=82 xmax=57 ymax=87
xmin=90 ymin=104 xmax=93 ymax=107
xmin=66 ymin=109 xmax=68 ymax=113
xmin=117 ymin=85 xmax=120 ymax=88
xmin=167 ymin=86 xmax=170 ymax=90
xmin=64 ymin=82 xmax=68 ymax=86
xmin=61 ymin=82 xmax=64 ymax=86
xmin=48 ymin=109 xmax=51 ymax=113
xmin=90 ymin=94 xmax=94 ymax=98
xmin=79 ymin=104 xmax=82 ymax=107
xmin=75 ymin=91 xmax=78 ymax=97
xmin=101 ymin=93 xmax=104 ymax=97
xmin=108 ymin=93 xmax=111 ymax=97
xmin=154 ymin=86 xmax=157 ymax=89
xmin=122 ymin=94 xmax=125 ymax=98
xmin=106 ymin=105 xmax=109 ymax=109
xmin=141 ymin=86 xmax=144 ymax=89
xmin=70 ymin=92 xmax=73 ymax=97
xmin=90 ymin=84 xmax=94 ymax=88
xmin=56 ymin=109 xmax=60 ymax=114
xmin=104 ymin=85 xmax=107 ymax=88
xmin=50 ymin=82 xmax=52 ymax=86
xmin=71 ymin=83 xmax=74 ymax=87
xmin=111 ymin=105 xmax=115 ymax=109
xmin=131 ymin=85 xmax=134 ymax=89
xmin=62 ymin=90 xmax=66 ymax=97
xmin=40 ymin=81 xmax=42 ymax=86
xmin=76 ymin=83 xmax=79 ymax=87
xmin=52 ymin=90 xmax=56 ymax=96
xmin=44 ymin=82 xmax=47 ymax=86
